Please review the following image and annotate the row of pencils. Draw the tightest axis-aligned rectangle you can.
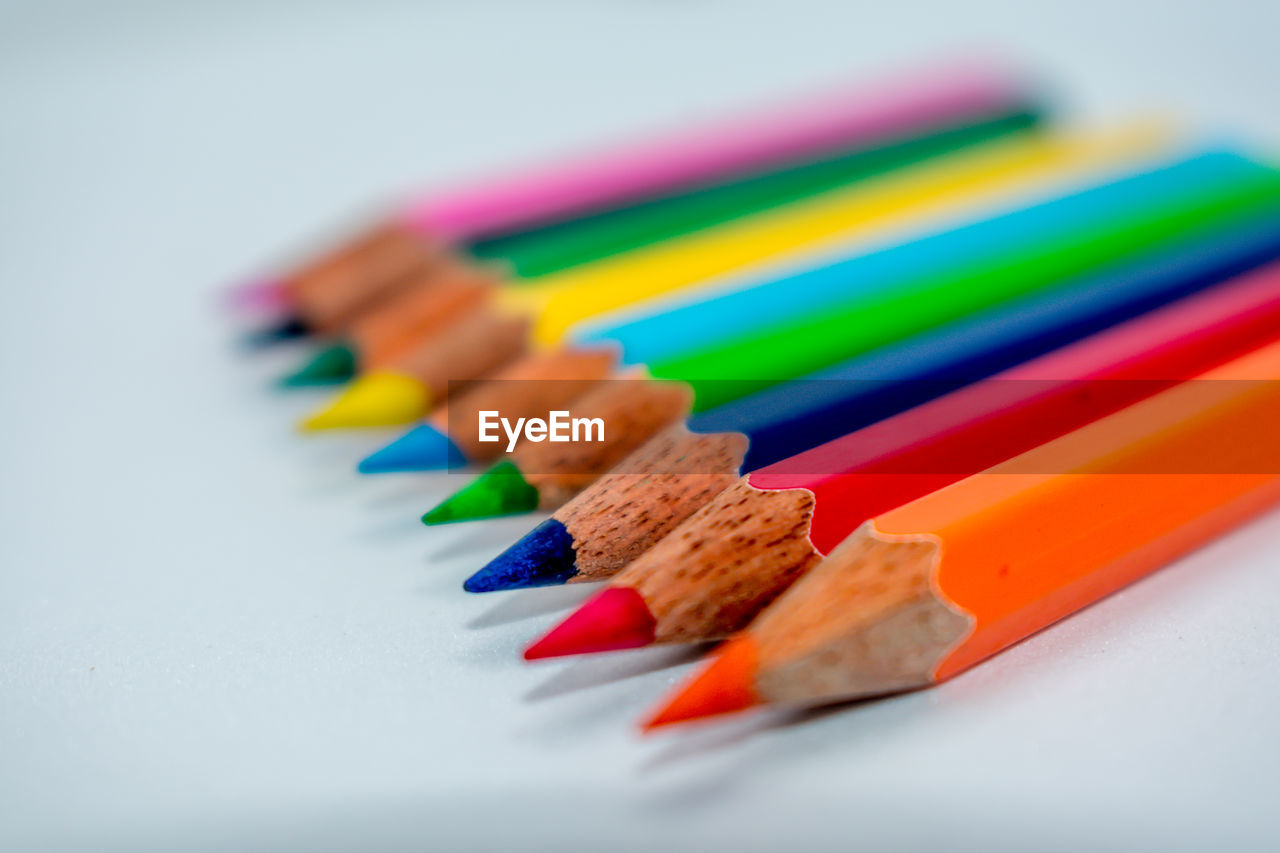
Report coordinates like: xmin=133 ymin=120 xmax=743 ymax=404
xmin=236 ymin=58 xmax=1280 ymax=731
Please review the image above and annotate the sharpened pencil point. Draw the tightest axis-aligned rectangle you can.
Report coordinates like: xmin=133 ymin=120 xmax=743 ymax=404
xmin=642 ymin=637 xmax=761 ymax=731
xmin=359 ymin=424 xmax=467 ymax=473
xmin=523 ymin=587 xmax=656 ymax=659
xmin=463 ymin=519 xmax=578 ymax=592
xmin=299 ymin=371 xmax=430 ymax=431
xmin=422 ymin=460 xmax=540 ymax=525
xmin=279 ymin=342 xmax=359 ymax=387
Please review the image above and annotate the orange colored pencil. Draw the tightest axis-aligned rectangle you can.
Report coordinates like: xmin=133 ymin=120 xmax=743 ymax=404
xmin=645 ymin=336 xmax=1280 ymax=729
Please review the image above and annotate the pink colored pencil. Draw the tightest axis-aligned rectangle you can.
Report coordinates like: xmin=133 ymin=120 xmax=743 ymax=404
xmin=236 ymin=58 xmax=1030 ymax=315
xmin=402 ymin=59 xmax=1028 ymax=240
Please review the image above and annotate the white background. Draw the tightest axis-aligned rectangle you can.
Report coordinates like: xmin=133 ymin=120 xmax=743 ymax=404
xmin=2 ymin=1 xmax=1279 ymax=850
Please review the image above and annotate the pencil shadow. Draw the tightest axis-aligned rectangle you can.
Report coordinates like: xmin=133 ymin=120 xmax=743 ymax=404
xmin=636 ymin=687 xmax=934 ymax=776
xmin=293 ymin=469 xmax=372 ymax=499
xmin=410 ymin=570 xmax=473 ymax=599
xmin=424 ymin=514 xmax=549 ymax=562
xmin=291 ymin=433 xmax=395 ymax=468
xmin=523 ymin=643 xmax=713 ymax=702
xmin=236 ymin=368 xmax=319 ymax=405
xmin=466 ymin=583 xmax=598 ymax=628
xmin=635 ymin=708 xmax=795 ymax=775
xmin=359 ymin=477 xmax=445 ymax=511
xmin=355 ymin=512 xmax=432 ymax=543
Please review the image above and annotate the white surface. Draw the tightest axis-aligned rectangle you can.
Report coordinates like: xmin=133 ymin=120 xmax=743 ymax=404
xmin=2 ymin=2 xmax=1279 ymax=851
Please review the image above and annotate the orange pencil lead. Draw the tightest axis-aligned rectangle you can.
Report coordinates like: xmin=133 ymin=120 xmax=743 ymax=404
xmin=522 ymin=588 xmax=656 ymax=660
xmin=641 ymin=637 xmax=762 ymax=732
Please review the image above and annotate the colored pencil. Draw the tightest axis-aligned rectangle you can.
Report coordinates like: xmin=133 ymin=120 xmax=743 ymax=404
xmin=521 ymin=259 xmax=1280 ymax=659
xmin=281 ymin=106 xmax=1040 ymax=384
xmin=468 ymin=210 xmax=1280 ymax=593
xmin=421 ymin=154 xmax=1280 ymax=524
xmin=644 ymin=336 xmax=1280 ymax=728
xmin=243 ymin=61 xmax=1030 ymax=335
xmin=302 ymin=123 xmax=1162 ymax=430
xmin=656 ymin=159 xmax=1280 ymax=412
xmin=462 ymin=107 xmax=1040 ymax=280
xmin=354 ymin=128 xmax=1170 ymax=462
xmin=505 ymin=126 xmax=1160 ymax=349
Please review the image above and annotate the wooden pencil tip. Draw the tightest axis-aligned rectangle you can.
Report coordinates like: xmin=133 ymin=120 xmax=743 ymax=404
xmin=523 ymin=587 xmax=656 ymax=660
xmin=641 ymin=637 xmax=761 ymax=732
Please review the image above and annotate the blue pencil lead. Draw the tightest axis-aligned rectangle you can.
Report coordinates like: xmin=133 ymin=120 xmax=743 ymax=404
xmin=463 ymin=519 xmax=579 ymax=592
xmin=358 ymin=424 xmax=468 ymax=473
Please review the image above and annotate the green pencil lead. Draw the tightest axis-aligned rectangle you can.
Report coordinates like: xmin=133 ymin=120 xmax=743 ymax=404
xmin=421 ymin=460 xmax=540 ymax=525
xmin=278 ymin=343 xmax=358 ymax=388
